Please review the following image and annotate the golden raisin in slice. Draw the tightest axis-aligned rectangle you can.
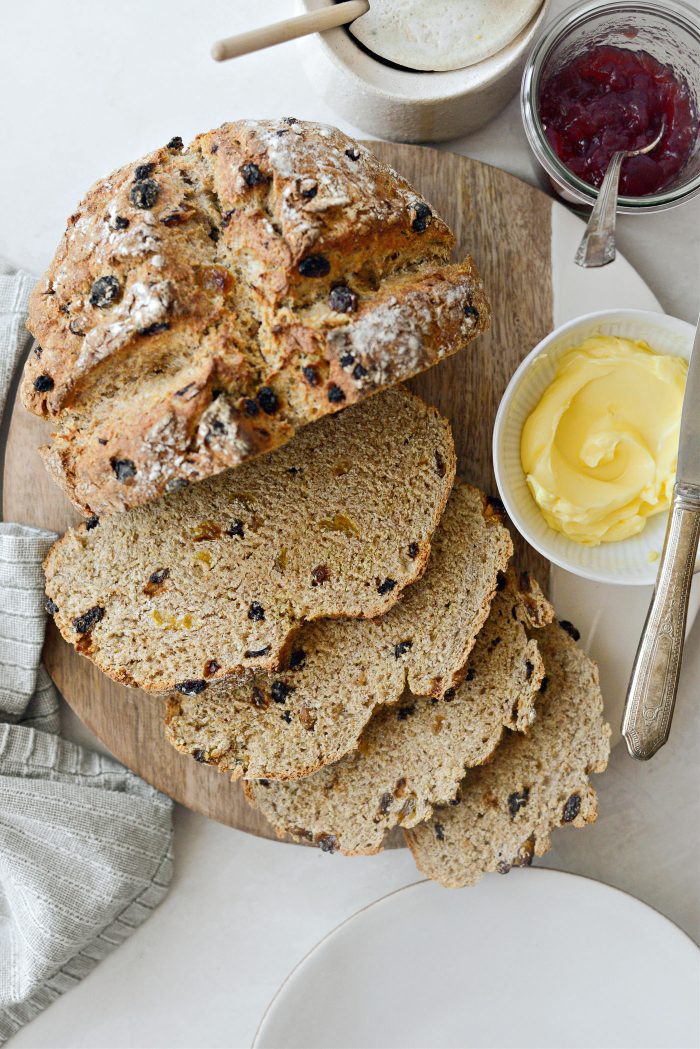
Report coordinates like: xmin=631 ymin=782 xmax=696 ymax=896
xmin=192 ymin=520 xmax=222 ymax=541
xmin=204 ymin=659 xmax=220 ymax=677
xmin=319 ymin=513 xmax=360 ymax=537
xmin=299 ymin=706 xmax=316 ymax=731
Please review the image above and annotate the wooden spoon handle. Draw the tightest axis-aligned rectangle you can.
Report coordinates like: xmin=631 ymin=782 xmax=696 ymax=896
xmin=211 ymin=1 xmax=370 ymax=62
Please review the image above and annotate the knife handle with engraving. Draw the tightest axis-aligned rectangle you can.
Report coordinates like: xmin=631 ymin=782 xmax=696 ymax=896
xmin=622 ymin=481 xmax=700 ymax=760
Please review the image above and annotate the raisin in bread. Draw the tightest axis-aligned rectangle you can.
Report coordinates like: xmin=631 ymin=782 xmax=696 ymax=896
xmin=404 ymin=622 xmax=611 ymax=887
xmin=43 ymin=388 xmax=455 ymax=693
xmin=24 ymin=119 xmax=489 ymax=516
xmin=244 ymin=572 xmax=553 ymax=854
xmin=164 ymin=482 xmax=513 ymax=779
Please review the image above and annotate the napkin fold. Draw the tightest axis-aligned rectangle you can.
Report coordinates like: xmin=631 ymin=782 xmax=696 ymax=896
xmin=0 ymin=261 xmax=173 ymax=1044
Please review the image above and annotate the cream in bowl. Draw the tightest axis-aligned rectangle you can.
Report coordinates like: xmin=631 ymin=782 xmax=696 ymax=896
xmin=493 ymin=309 xmax=696 ymax=585
xmin=520 ymin=335 xmax=688 ymax=546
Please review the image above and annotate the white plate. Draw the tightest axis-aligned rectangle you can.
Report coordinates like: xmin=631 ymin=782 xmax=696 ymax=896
xmin=548 ymin=205 xmax=700 ymax=747
xmin=254 ymin=871 xmax=700 ymax=1049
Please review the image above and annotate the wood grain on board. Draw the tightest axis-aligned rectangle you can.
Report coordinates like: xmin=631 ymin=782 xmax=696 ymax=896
xmin=2 ymin=144 xmax=553 ymax=841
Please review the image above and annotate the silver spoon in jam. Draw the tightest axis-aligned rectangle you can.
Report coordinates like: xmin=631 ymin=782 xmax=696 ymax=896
xmin=575 ymin=119 xmax=666 ymax=269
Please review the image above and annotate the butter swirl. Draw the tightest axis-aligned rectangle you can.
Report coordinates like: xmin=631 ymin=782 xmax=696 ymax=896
xmin=520 ymin=336 xmax=688 ymax=545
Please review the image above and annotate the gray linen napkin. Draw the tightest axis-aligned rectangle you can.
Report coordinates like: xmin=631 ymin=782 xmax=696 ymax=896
xmin=0 ymin=261 xmax=173 ymax=1043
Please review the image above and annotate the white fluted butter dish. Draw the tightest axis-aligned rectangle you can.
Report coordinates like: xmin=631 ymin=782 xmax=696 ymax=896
xmin=494 ymin=309 xmax=697 ymax=586
xmin=297 ymin=0 xmax=550 ymax=142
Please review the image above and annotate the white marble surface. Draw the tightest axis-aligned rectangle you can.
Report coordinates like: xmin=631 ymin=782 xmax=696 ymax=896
xmin=1 ymin=2 xmax=699 ymax=1047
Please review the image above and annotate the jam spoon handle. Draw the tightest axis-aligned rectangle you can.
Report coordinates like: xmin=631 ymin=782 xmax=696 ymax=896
xmin=575 ymin=120 xmax=666 ymax=269
xmin=574 ymin=151 xmax=625 ymax=268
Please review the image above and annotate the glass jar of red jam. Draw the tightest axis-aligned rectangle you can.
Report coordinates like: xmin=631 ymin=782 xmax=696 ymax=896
xmin=522 ymin=0 xmax=700 ymax=213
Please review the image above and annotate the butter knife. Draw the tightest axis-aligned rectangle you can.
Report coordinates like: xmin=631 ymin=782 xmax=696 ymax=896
xmin=622 ymin=314 xmax=700 ymax=760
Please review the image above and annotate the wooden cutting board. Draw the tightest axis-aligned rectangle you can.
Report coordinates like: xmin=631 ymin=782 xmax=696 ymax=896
xmin=2 ymin=143 xmax=552 ymax=842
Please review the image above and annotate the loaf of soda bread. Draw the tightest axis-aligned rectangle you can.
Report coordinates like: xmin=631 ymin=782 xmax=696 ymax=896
xmin=24 ymin=119 xmax=489 ymax=516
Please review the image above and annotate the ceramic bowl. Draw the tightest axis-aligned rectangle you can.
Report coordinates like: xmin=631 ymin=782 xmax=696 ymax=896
xmin=493 ymin=309 xmax=696 ymax=585
xmin=297 ymin=0 xmax=551 ymax=142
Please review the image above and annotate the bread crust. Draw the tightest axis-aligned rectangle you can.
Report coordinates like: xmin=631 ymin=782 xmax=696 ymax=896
xmin=24 ymin=120 xmax=489 ymax=516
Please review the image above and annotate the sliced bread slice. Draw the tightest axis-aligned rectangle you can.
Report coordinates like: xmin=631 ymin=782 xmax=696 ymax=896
xmin=243 ymin=571 xmax=552 ymax=853
xmin=43 ymin=387 xmax=455 ymax=692
xmin=164 ymin=482 xmax=513 ymax=779
xmin=404 ymin=622 xmax=611 ymax=887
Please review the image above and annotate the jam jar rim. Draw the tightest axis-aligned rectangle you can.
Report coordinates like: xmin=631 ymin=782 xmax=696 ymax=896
xmin=521 ymin=0 xmax=700 ymax=213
